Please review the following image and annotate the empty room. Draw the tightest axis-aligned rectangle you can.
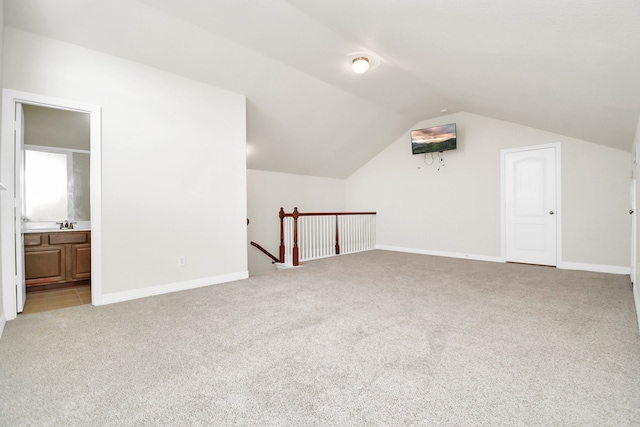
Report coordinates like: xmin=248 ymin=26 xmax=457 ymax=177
xmin=1 ymin=1 xmax=639 ymax=425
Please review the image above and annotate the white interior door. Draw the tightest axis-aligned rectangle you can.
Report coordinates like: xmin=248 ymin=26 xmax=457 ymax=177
xmin=14 ymin=102 xmax=26 ymax=312
xmin=505 ymin=146 xmax=558 ymax=266
xmin=630 ymin=179 xmax=636 ymax=284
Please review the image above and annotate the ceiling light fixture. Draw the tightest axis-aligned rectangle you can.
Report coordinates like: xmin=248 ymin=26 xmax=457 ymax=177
xmin=351 ymin=57 xmax=370 ymax=74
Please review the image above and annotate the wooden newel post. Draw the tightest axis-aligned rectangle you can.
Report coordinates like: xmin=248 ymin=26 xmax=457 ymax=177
xmin=292 ymin=207 xmax=300 ymax=266
xmin=278 ymin=207 xmax=285 ymax=263
xmin=335 ymin=214 xmax=340 ymax=255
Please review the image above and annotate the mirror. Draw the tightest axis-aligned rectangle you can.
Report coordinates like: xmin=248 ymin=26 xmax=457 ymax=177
xmin=22 ymin=105 xmax=90 ymax=227
xmin=24 ymin=149 xmax=90 ymax=222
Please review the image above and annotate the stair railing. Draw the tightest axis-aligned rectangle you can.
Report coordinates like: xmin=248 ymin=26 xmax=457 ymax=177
xmin=278 ymin=207 xmax=376 ymax=267
xmin=250 ymin=241 xmax=280 ymax=264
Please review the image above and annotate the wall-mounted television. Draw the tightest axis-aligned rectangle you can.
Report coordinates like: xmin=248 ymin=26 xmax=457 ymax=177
xmin=411 ymin=123 xmax=457 ymax=155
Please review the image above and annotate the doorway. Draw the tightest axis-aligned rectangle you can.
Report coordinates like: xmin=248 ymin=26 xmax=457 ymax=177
xmin=501 ymin=143 xmax=561 ymax=266
xmin=1 ymin=90 xmax=102 ymax=321
xmin=20 ymin=105 xmax=91 ymax=314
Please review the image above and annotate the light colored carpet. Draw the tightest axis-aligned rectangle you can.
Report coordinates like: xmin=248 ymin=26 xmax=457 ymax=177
xmin=1 ymin=250 xmax=639 ymax=426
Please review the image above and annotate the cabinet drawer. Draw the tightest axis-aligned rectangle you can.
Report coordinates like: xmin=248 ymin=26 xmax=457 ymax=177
xmin=49 ymin=232 xmax=87 ymax=245
xmin=24 ymin=234 xmax=42 ymax=246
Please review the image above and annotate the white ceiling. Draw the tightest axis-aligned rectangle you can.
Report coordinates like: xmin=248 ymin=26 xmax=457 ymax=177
xmin=5 ymin=0 xmax=640 ymax=178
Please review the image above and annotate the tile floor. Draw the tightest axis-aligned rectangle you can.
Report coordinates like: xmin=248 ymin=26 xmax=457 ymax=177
xmin=21 ymin=284 xmax=91 ymax=314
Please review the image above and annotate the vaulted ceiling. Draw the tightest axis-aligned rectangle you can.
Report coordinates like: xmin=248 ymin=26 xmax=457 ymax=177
xmin=5 ymin=0 xmax=640 ymax=178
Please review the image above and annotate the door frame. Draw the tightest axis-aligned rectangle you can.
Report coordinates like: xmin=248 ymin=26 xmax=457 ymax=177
xmin=1 ymin=89 xmax=102 ymax=320
xmin=14 ymin=104 xmax=25 ymax=311
xmin=631 ymin=179 xmax=636 ymax=284
xmin=500 ymin=142 xmax=562 ymax=266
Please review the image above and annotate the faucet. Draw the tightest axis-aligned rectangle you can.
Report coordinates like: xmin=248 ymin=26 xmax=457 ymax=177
xmin=56 ymin=220 xmax=75 ymax=230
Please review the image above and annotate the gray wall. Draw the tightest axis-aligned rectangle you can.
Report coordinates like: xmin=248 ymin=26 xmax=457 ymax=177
xmin=23 ymin=104 xmax=90 ymax=150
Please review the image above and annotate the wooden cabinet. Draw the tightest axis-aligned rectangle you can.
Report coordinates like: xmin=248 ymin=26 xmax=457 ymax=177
xmin=24 ymin=231 xmax=91 ymax=287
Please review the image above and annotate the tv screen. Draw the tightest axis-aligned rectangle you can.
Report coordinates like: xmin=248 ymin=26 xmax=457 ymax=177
xmin=411 ymin=123 xmax=457 ymax=155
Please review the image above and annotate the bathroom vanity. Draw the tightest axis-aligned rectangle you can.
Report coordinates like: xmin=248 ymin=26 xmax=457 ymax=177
xmin=23 ymin=230 xmax=91 ymax=288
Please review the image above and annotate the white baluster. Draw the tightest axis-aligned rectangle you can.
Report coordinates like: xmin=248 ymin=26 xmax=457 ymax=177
xmin=311 ymin=216 xmax=316 ymax=260
xmin=279 ymin=212 xmax=375 ymax=266
xmin=284 ymin=217 xmax=292 ymax=266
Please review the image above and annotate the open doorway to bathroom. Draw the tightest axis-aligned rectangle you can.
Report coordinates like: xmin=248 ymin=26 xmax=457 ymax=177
xmin=1 ymin=90 xmax=102 ymax=321
xmin=20 ymin=105 xmax=92 ymax=314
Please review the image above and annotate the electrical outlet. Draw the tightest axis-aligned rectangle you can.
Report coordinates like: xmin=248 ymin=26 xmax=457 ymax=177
xmin=178 ymin=256 xmax=186 ymax=267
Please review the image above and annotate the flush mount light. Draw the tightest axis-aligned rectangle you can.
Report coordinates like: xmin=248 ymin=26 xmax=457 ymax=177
xmin=347 ymin=51 xmax=381 ymax=74
xmin=351 ymin=57 xmax=370 ymax=74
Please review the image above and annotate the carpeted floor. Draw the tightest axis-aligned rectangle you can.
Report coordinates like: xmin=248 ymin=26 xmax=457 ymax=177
xmin=1 ymin=250 xmax=639 ymax=426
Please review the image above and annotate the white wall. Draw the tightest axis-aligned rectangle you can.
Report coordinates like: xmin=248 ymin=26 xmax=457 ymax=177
xmin=562 ymin=139 xmax=630 ymax=268
xmin=247 ymin=169 xmax=345 ymax=275
xmin=346 ymin=112 xmax=631 ymax=271
xmin=3 ymin=28 xmax=247 ymax=300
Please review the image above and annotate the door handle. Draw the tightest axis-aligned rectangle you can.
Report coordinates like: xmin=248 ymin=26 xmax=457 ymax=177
xmin=549 ymin=211 xmax=555 ymax=215
xmin=630 ymin=209 xmax=635 ymax=215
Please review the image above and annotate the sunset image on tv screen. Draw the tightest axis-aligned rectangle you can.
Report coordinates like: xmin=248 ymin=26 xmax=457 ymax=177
xmin=411 ymin=123 xmax=457 ymax=154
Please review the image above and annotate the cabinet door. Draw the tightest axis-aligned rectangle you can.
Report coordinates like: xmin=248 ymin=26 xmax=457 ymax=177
xmin=24 ymin=245 xmax=65 ymax=286
xmin=71 ymin=243 xmax=91 ymax=280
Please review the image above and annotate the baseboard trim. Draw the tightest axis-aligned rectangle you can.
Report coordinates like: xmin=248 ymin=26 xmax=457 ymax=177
xmin=559 ymin=262 xmax=630 ymax=275
xmin=0 ymin=309 xmax=6 ymax=340
xmin=376 ymin=245 xmax=630 ymax=275
xmin=98 ymin=271 xmax=249 ymax=306
xmin=376 ymin=245 xmax=503 ymax=263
